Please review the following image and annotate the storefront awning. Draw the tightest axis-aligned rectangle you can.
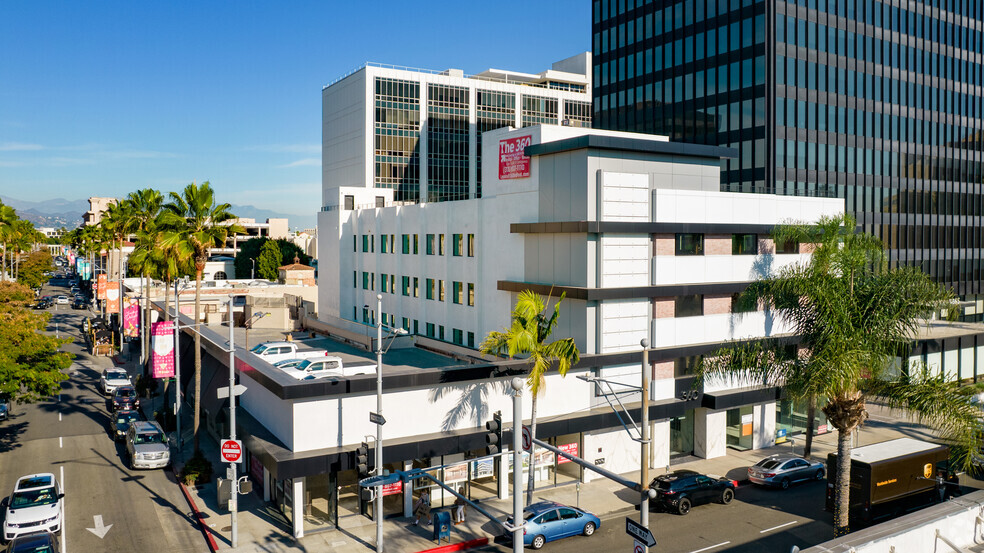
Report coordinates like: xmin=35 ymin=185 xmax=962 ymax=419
xmin=701 ymin=386 xmax=780 ymax=410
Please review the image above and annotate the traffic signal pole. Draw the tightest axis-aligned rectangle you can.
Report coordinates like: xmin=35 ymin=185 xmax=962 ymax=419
xmin=510 ymin=377 xmax=524 ymax=553
xmin=375 ymin=294 xmax=384 ymax=553
xmin=228 ymin=296 xmax=238 ymax=548
xmin=640 ymin=339 xmax=651 ymax=552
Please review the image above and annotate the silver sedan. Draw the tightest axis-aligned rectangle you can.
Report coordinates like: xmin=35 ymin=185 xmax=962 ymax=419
xmin=748 ymin=453 xmax=825 ymax=489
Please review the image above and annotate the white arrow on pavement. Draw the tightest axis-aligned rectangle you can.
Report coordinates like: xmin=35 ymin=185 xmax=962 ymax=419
xmin=86 ymin=515 xmax=113 ymax=539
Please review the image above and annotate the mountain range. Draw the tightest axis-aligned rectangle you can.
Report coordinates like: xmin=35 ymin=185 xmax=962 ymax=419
xmin=0 ymin=195 xmax=315 ymax=230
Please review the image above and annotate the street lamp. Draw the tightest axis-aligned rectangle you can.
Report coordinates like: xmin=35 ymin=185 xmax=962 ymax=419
xmin=244 ymin=311 xmax=269 ymax=349
xmin=172 ymin=277 xmax=192 ymax=452
xmin=373 ymin=293 xmax=407 ymax=553
xmin=251 ymin=258 xmax=255 ymax=280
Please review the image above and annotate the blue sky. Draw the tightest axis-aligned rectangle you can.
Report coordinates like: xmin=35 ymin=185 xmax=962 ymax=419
xmin=0 ymin=1 xmax=589 ymax=219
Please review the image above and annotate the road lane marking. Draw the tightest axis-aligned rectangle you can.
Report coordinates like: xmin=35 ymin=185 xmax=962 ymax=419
xmin=59 ymin=437 xmax=63 ymax=448
xmin=60 ymin=465 xmax=66 ymax=553
xmin=86 ymin=515 xmax=113 ymax=538
xmin=760 ymin=521 xmax=798 ymax=533
xmin=59 ymin=412 xmax=62 ymax=421
xmin=689 ymin=542 xmax=730 ymax=553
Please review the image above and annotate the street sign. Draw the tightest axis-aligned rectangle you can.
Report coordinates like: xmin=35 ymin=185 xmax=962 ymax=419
xmin=217 ymin=384 xmax=247 ymax=399
xmin=522 ymin=425 xmax=532 ymax=452
xmin=221 ymin=439 xmax=243 ymax=463
xmin=634 ymin=542 xmax=644 ymax=553
xmin=369 ymin=411 xmax=386 ymax=426
xmin=625 ymin=518 xmax=657 ymax=547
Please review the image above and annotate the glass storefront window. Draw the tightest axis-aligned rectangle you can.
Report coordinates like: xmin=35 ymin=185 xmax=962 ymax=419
xmin=726 ymin=406 xmax=754 ymax=450
xmin=669 ymin=409 xmax=695 ymax=458
xmin=303 ymin=472 xmax=336 ymax=533
xmin=776 ymin=399 xmax=830 ymax=437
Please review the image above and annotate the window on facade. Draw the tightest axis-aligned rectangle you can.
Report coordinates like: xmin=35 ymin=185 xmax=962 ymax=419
xmin=675 ymin=233 xmax=704 ymax=255
xmin=426 ymin=234 xmax=435 ymax=255
xmin=467 ymin=332 xmax=475 ymax=348
xmin=467 ymin=283 xmax=475 ymax=306
xmin=426 ymin=278 xmax=435 ymax=300
xmin=732 ymin=234 xmax=758 ymax=255
xmin=775 ymin=239 xmax=800 ymax=254
xmin=467 ymin=234 xmax=475 ymax=256
xmin=453 ymin=329 xmax=463 ymax=345
xmin=675 ymin=294 xmax=704 ymax=317
xmin=439 ymin=280 xmax=446 ymax=302
xmin=402 ymin=276 xmax=410 ymax=296
xmin=402 ymin=234 xmax=410 ymax=254
xmin=362 ymin=235 xmax=370 ymax=253
xmin=731 ymin=292 xmax=756 ymax=313
xmin=381 ymin=234 xmax=388 ymax=254
xmin=453 ymin=234 xmax=463 ymax=256
xmin=426 ymin=323 xmax=435 ymax=337
xmin=674 ymin=355 xmax=703 ymax=377
xmin=439 ymin=234 xmax=446 ymax=255
xmin=353 ymin=235 xmax=357 ymax=252
xmin=413 ymin=320 xmax=419 ymax=334
xmin=344 ymin=195 xmax=355 ymax=210
xmin=413 ymin=277 xmax=419 ymax=297
xmin=362 ymin=272 xmax=370 ymax=290
xmin=452 ymin=281 xmax=462 ymax=304
xmin=402 ymin=317 xmax=410 ymax=332
xmin=439 ymin=325 xmax=445 ymax=341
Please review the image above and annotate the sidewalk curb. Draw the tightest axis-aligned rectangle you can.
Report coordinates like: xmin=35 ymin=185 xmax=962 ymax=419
xmin=175 ymin=471 xmax=220 ymax=553
xmin=414 ymin=537 xmax=489 ymax=553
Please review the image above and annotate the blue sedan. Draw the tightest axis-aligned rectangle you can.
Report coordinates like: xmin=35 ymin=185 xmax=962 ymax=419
xmin=505 ymin=501 xmax=600 ymax=550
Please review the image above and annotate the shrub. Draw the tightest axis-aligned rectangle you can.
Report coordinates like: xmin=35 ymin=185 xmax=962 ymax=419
xmin=180 ymin=450 xmax=214 ymax=486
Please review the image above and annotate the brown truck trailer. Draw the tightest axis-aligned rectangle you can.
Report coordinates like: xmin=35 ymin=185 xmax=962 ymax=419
xmin=825 ymin=437 xmax=952 ymax=523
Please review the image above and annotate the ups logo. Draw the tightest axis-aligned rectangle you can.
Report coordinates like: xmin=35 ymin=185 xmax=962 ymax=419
xmin=923 ymin=463 xmax=933 ymax=479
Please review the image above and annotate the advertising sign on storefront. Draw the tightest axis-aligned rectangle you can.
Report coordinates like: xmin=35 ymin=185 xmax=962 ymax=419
xmin=444 ymin=463 xmax=469 ymax=484
xmin=498 ymin=135 xmax=532 ymax=179
xmin=557 ymin=442 xmax=579 ymax=464
xmin=151 ymin=321 xmax=175 ymax=378
xmin=380 ymin=482 xmax=402 ymax=497
xmin=471 ymin=459 xmax=494 ymax=479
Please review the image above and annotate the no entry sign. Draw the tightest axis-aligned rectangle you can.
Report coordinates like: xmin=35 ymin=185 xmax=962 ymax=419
xmin=221 ymin=439 xmax=243 ymax=463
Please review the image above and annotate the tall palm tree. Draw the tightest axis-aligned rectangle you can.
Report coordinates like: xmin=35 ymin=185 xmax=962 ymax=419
xmin=0 ymin=203 xmax=19 ymax=281
xmin=161 ymin=181 xmax=242 ymax=453
xmin=480 ymin=290 xmax=580 ymax=506
xmin=125 ymin=189 xmax=164 ymax=370
xmin=697 ymin=214 xmax=980 ymax=536
xmin=99 ymin=201 xmax=135 ymax=348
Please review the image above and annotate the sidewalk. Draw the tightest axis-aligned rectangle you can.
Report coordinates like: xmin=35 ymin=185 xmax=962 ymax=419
xmin=158 ymin=402 xmax=954 ymax=553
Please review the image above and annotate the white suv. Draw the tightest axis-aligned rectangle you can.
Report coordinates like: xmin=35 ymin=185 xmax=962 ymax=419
xmin=125 ymin=421 xmax=171 ymax=470
xmin=2 ymin=473 xmax=63 ymax=543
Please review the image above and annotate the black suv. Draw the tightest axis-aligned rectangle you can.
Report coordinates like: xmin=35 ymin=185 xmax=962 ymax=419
xmin=650 ymin=470 xmax=737 ymax=515
xmin=107 ymin=386 xmax=140 ymax=413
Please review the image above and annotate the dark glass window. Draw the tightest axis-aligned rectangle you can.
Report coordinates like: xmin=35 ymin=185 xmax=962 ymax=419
xmin=732 ymin=234 xmax=757 ymax=255
xmin=674 ymin=355 xmax=703 ymax=377
xmin=775 ymin=239 xmax=800 ymax=254
xmin=731 ymin=292 xmax=756 ymax=313
xmin=675 ymin=233 xmax=704 ymax=255
xmin=675 ymin=294 xmax=704 ymax=317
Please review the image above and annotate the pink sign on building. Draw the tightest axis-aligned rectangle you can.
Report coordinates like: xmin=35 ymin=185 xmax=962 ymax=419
xmin=151 ymin=321 xmax=175 ymax=378
xmin=498 ymin=135 xmax=532 ymax=179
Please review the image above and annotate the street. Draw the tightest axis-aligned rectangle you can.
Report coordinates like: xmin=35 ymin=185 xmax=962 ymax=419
xmin=0 ymin=278 xmax=204 ymax=552
xmin=476 ymin=480 xmax=833 ymax=553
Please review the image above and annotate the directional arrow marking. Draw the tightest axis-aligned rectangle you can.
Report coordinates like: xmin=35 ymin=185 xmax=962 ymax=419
xmin=86 ymin=515 xmax=113 ymax=539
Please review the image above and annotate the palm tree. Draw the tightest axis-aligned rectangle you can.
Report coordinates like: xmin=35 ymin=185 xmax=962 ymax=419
xmin=161 ymin=181 xmax=242 ymax=453
xmin=697 ymin=214 xmax=980 ymax=536
xmin=480 ymin=290 xmax=580 ymax=506
xmin=99 ymin=201 xmax=135 ymax=349
xmin=124 ymin=189 xmax=164 ymax=371
xmin=0 ymin=203 xmax=19 ymax=281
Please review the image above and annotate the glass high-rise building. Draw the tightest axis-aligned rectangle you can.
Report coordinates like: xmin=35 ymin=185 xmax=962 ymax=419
xmin=592 ymin=0 xmax=984 ymax=299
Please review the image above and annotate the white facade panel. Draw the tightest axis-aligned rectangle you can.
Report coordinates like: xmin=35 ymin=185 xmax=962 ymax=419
xmin=600 ymin=171 xmax=650 ymax=222
xmin=654 ymin=252 xmax=812 ymax=286
xmin=653 ymin=189 xmax=843 ymax=226
xmin=652 ymin=312 xmax=795 ymax=350
xmin=600 ymin=299 xmax=649 ymax=353
xmin=582 ymin=427 xmax=641 ymax=483
xmin=600 ymin=234 xmax=649 ymax=288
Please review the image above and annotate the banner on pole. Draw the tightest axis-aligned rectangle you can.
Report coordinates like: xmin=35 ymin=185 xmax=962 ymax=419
xmin=106 ymin=281 xmax=120 ymax=313
xmin=97 ymin=274 xmax=107 ymax=300
xmin=151 ymin=321 xmax=175 ymax=378
xmin=123 ymin=298 xmax=140 ymax=337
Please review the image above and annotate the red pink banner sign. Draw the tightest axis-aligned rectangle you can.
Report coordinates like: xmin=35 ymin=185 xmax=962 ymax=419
xmin=151 ymin=321 xmax=175 ymax=378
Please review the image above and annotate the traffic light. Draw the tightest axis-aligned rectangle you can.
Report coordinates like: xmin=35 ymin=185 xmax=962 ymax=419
xmin=356 ymin=441 xmax=370 ymax=478
xmin=485 ymin=411 xmax=502 ymax=455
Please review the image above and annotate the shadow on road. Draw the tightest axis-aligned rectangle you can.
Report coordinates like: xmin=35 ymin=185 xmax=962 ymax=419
xmin=0 ymin=420 xmax=28 ymax=453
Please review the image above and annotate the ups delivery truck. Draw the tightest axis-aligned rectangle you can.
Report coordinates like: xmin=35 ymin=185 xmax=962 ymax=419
xmin=825 ymin=437 xmax=952 ymax=523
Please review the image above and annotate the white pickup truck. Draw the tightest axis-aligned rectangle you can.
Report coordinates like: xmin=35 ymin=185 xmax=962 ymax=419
xmin=248 ymin=341 xmax=328 ymax=364
xmin=276 ymin=357 xmax=377 ymax=380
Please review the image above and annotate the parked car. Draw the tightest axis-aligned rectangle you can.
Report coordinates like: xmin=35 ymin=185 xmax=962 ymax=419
xmin=71 ymin=297 xmax=86 ymax=310
xmin=100 ymin=369 xmax=131 ymax=396
xmin=107 ymin=386 xmax=139 ymax=412
xmin=4 ymin=530 xmax=58 ymax=552
xmin=124 ymin=421 xmax=170 ymax=470
xmin=54 ymin=296 xmax=68 ymax=305
xmin=108 ymin=409 xmax=142 ymax=441
xmin=272 ymin=359 xmax=306 ymax=370
xmin=0 ymin=396 xmax=8 ymax=421
xmin=748 ymin=453 xmax=825 ymax=489
xmin=277 ymin=357 xmax=375 ymax=380
xmin=649 ymin=470 xmax=737 ymax=515
xmin=248 ymin=341 xmax=329 ymax=364
xmin=1 ymin=474 xmax=63 ymax=543
xmin=504 ymin=501 xmax=599 ymax=550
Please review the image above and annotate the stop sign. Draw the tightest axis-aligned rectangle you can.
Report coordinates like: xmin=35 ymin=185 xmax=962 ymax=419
xmin=221 ymin=439 xmax=242 ymax=463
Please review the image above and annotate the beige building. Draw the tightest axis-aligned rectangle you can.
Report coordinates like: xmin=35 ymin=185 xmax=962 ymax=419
xmin=216 ymin=217 xmax=290 ymax=256
xmin=83 ymin=197 xmax=118 ymax=226
xmin=277 ymin=256 xmax=315 ymax=286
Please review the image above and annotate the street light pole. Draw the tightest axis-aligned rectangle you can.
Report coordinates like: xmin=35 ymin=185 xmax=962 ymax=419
xmin=227 ymin=296 xmax=239 ymax=548
xmin=375 ymin=294 xmax=384 ymax=552
xmin=640 ymin=338 xmax=651 ymax=551
xmin=511 ymin=377 xmax=524 ymax=553
xmin=174 ymin=279 xmax=182 ymax=453
xmin=250 ymin=258 xmax=255 ymax=280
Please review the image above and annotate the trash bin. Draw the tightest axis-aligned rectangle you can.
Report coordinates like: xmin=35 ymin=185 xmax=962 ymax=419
xmin=433 ymin=510 xmax=451 ymax=544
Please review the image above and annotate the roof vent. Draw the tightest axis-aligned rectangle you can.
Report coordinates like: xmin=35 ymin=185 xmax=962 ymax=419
xmin=442 ymin=69 xmax=464 ymax=78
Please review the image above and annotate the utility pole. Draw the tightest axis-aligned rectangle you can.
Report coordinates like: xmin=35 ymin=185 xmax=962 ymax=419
xmin=375 ymin=294 xmax=384 ymax=552
xmin=227 ymin=296 xmax=239 ymax=548
xmin=174 ymin=280 xmax=182 ymax=453
xmin=640 ymin=338 xmax=651 ymax=551
xmin=511 ymin=377 xmax=524 ymax=553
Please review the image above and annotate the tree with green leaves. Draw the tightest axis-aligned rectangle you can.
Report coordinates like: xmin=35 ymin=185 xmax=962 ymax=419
xmin=234 ymin=237 xmax=312 ymax=279
xmin=124 ymin=189 xmax=164 ymax=370
xmin=17 ymin=250 xmax=53 ymax=291
xmin=161 ymin=182 xmax=242 ymax=453
xmin=696 ymin=214 xmax=979 ymax=536
xmin=0 ymin=282 xmax=72 ymax=403
xmin=480 ymin=290 xmax=580 ymax=506
xmin=256 ymin=240 xmax=282 ymax=281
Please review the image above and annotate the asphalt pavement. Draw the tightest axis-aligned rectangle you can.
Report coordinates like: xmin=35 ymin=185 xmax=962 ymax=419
xmin=0 ymin=278 xmax=205 ymax=552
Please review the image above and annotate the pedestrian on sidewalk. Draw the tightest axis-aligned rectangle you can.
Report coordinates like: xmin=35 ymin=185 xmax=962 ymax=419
xmin=413 ymin=490 xmax=431 ymax=526
xmin=453 ymin=487 xmax=466 ymax=525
